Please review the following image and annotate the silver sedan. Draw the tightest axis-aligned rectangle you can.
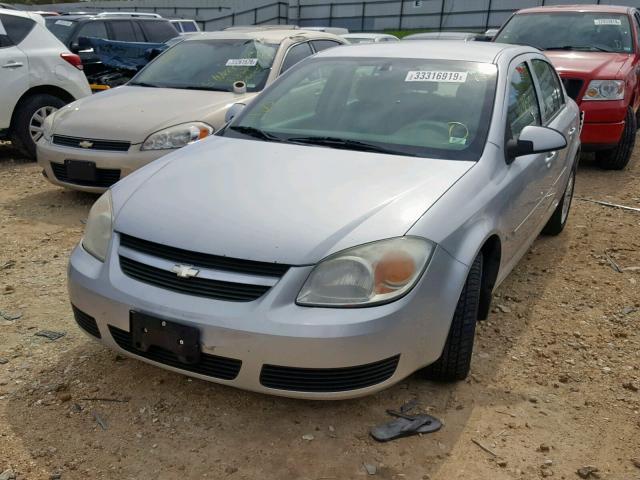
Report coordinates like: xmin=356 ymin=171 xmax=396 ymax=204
xmin=68 ymin=41 xmax=580 ymax=399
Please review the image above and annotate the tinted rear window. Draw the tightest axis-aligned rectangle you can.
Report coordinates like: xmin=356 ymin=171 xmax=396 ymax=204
xmin=141 ymin=20 xmax=178 ymax=42
xmin=1 ymin=14 xmax=36 ymax=46
xmin=45 ymin=17 xmax=77 ymax=43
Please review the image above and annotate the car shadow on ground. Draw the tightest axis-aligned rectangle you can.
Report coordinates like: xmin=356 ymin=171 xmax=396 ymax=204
xmin=4 ymin=230 xmax=571 ymax=478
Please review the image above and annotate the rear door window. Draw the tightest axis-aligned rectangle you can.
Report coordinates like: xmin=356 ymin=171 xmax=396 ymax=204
xmin=75 ymin=21 xmax=108 ymax=41
xmin=531 ymin=59 xmax=564 ymax=122
xmin=109 ymin=20 xmax=137 ymax=42
xmin=140 ymin=20 xmax=179 ymax=42
xmin=507 ymin=62 xmax=541 ymax=138
xmin=0 ymin=14 xmax=35 ymax=46
xmin=281 ymin=42 xmax=313 ymax=73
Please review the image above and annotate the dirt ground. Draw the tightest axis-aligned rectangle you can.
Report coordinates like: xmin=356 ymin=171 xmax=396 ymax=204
xmin=0 ymin=141 xmax=639 ymax=480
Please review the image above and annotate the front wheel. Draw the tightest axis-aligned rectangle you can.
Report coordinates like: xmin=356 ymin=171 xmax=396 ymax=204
xmin=542 ymin=166 xmax=576 ymax=236
xmin=595 ymin=106 xmax=636 ymax=170
xmin=11 ymin=94 xmax=66 ymax=160
xmin=423 ymin=254 xmax=483 ymax=382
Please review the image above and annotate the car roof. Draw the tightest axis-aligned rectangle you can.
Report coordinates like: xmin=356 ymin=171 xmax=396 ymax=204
xmin=404 ymin=31 xmax=478 ymax=40
xmin=50 ymin=14 xmax=168 ymax=22
xmin=315 ymin=40 xmax=532 ymax=64
xmin=180 ymin=29 xmax=342 ymax=43
xmin=517 ymin=4 xmax=633 ymax=15
xmin=343 ymin=33 xmax=396 ymax=39
xmin=0 ymin=7 xmax=46 ymax=22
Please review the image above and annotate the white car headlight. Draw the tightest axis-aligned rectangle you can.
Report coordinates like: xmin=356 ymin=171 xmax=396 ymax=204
xmin=141 ymin=122 xmax=213 ymax=151
xmin=583 ymin=80 xmax=625 ymax=101
xmin=297 ymin=237 xmax=434 ymax=307
xmin=42 ymin=111 xmax=57 ymax=142
xmin=82 ymin=191 xmax=113 ymax=262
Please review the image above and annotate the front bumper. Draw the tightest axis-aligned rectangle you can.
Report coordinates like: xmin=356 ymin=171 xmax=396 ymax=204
xmin=578 ymin=99 xmax=627 ymax=149
xmin=67 ymin=234 xmax=468 ymax=399
xmin=37 ymin=139 xmax=167 ymax=193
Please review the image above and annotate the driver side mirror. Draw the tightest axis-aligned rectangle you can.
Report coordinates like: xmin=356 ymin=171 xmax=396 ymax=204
xmin=225 ymin=103 xmax=246 ymax=123
xmin=506 ymin=125 xmax=567 ymax=162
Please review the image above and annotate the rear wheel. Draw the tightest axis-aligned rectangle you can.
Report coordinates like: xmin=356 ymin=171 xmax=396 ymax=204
xmin=542 ymin=165 xmax=576 ymax=236
xmin=423 ymin=254 xmax=483 ymax=382
xmin=595 ymin=106 xmax=636 ymax=170
xmin=11 ymin=94 xmax=66 ymax=160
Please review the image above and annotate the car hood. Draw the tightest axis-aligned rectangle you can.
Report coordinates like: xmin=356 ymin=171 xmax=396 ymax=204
xmin=52 ymin=86 xmax=255 ymax=143
xmin=114 ymin=136 xmax=474 ymax=265
xmin=544 ymin=51 xmax=630 ymax=78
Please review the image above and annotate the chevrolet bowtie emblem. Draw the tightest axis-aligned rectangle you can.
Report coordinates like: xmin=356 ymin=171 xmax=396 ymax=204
xmin=171 ymin=265 xmax=199 ymax=278
xmin=78 ymin=140 xmax=93 ymax=149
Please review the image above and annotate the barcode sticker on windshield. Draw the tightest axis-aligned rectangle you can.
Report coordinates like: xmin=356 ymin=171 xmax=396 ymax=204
xmin=226 ymin=58 xmax=258 ymax=67
xmin=54 ymin=20 xmax=73 ymax=26
xmin=594 ymin=19 xmax=621 ymax=25
xmin=405 ymin=71 xmax=468 ymax=82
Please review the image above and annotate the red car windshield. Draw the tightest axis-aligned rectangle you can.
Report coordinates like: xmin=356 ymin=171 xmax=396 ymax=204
xmin=496 ymin=12 xmax=633 ymax=54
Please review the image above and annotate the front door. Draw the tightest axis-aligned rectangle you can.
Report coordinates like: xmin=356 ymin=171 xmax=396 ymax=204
xmin=0 ymin=14 xmax=29 ymax=129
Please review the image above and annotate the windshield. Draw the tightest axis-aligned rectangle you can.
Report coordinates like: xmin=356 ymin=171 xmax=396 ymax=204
xmin=45 ymin=18 xmax=77 ymax=43
xmin=495 ymin=12 xmax=633 ymax=53
xmin=224 ymin=58 xmax=497 ymax=161
xmin=130 ymin=39 xmax=279 ymax=92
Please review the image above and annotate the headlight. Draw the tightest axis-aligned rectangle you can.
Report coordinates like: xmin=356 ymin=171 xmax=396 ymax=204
xmin=82 ymin=191 xmax=113 ymax=262
xmin=42 ymin=111 xmax=57 ymax=142
xmin=297 ymin=237 xmax=434 ymax=307
xmin=583 ymin=80 xmax=624 ymax=101
xmin=141 ymin=122 xmax=213 ymax=151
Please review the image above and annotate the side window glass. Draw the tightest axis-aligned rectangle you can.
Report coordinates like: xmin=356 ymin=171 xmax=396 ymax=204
xmin=132 ymin=22 xmax=146 ymax=42
xmin=76 ymin=21 xmax=108 ymax=41
xmin=181 ymin=22 xmax=197 ymax=33
xmin=507 ymin=62 xmax=541 ymax=139
xmin=0 ymin=14 xmax=35 ymax=47
xmin=109 ymin=20 xmax=137 ymax=42
xmin=532 ymin=59 xmax=564 ymax=121
xmin=310 ymin=40 xmax=341 ymax=52
xmin=635 ymin=13 xmax=640 ymax=42
xmin=280 ymin=42 xmax=313 ymax=73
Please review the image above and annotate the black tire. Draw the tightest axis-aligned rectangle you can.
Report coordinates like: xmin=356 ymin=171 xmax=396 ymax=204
xmin=423 ymin=254 xmax=483 ymax=382
xmin=595 ymin=106 xmax=636 ymax=170
xmin=10 ymin=94 xmax=66 ymax=160
xmin=542 ymin=165 xmax=576 ymax=236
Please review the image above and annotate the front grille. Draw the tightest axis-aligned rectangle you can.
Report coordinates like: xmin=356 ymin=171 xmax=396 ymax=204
xmin=52 ymin=135 xmax=131 ymax=152
xmin=109 ymin=325 xmax=241 ymax=380
xmin=119 ymin=234 xmax=290 ymax=277
xmin=119 ymin=256 xmax=270 ymax=301
xmin=260 ymin=355 xmax=400 ymax=392
xmin=562 ymin=78 xmax=584 ymax=101
xmin=72 ymin=305 xmax=101 ymax=339
xmin=50 ymin=162 xmax=120 ymax=188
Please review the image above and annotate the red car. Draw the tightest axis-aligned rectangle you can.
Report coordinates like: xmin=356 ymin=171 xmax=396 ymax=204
xmin=495 ymin=5 xmax=639 ymax=169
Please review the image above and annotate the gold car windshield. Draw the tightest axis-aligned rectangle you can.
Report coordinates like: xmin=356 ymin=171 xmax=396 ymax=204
xmin=227 ymin=58 xmax=498 ymax=160
xmin=130 ymin=39 xmax=278 ymax=92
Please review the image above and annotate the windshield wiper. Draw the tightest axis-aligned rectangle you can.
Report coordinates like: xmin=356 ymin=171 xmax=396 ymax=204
xmin=545 ymin=45 xmax=613 ymax=52
xmin=227 ymin=126 xmax=284 ymax=142
xmin=177 ymin=86 xmax=231 ymax=92
xmin=285 ymin=136 xmax=411 ymax=156
xmin=129 ymin=81 xmax=161 ymax=88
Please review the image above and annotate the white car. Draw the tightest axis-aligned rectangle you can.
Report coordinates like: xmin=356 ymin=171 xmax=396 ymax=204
xmin=0 ymin=8 xmax=91 ymax=158
xmin=342 ymin=33 xmax=399 ymax=44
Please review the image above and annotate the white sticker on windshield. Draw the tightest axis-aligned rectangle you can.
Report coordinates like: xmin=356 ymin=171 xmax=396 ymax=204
xmin=405 ymin=71 xmax=468 ymax=82
xmin=226 ymin=58 xmax=258 ymax=67
xmin=594 ymin=19 xmax=621 ymax=26
xmin=54 ymin=20 xmax=73 ymax=27
xmin=0 ymin=19 xmax=6 ymax=36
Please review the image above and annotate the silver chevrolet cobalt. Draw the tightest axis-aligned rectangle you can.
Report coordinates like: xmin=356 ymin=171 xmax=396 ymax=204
xmin=69 ymin=42 xmax=580 ymax=399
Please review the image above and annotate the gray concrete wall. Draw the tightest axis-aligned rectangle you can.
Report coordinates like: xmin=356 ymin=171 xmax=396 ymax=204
xmin=17 ymin=0 xmax=640 ymax=32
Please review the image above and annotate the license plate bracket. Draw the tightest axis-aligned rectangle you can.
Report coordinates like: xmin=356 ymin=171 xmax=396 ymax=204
xmin=65 ymin=160 xmax=97 ymax=182
xmin=130 ymin=311 xmax=201 ymax=365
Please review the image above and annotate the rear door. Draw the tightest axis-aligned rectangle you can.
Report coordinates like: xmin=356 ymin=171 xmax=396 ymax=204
xmin=530 ymin=58 xmax=575 ymax=211
xmin=0 ymin=14 xmax=31 ymax=129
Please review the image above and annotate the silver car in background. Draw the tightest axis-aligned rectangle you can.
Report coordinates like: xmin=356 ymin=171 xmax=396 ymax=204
xmin=68 ymin=42 xmax=580 ymax=399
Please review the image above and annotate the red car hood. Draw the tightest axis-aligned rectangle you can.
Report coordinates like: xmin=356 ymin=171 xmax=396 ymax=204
xmin=544 ymin=51 xmax=631 ymax=78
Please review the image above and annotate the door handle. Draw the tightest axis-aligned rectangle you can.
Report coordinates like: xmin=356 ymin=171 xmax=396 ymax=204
xmin=545 ymin=151 xmax=557 ymax=167
xmin=567 ymin=127 xmax=577 ymax=137
xmin=2 ymin=62 xmax=24 ymax=69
